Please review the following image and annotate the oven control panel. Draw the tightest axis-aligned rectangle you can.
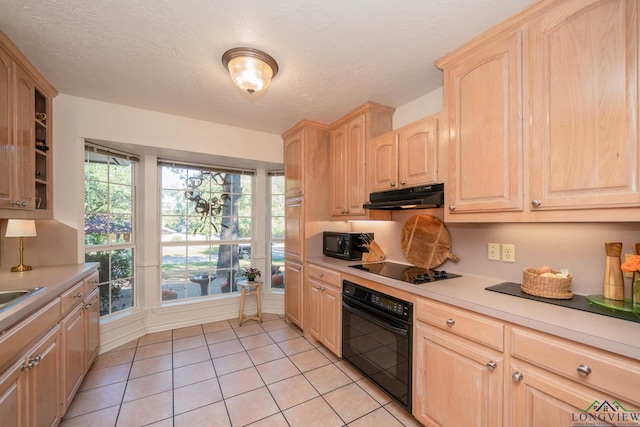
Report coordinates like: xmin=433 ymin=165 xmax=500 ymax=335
xmin=343 ymin=279 xmax=412 ymax=322
xmin=370 ymin=294 xmax=408 ymax=316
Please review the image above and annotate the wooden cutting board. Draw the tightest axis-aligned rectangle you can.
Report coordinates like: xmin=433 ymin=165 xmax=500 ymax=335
xmin=401 ymin=214 xmax=459 ymax=269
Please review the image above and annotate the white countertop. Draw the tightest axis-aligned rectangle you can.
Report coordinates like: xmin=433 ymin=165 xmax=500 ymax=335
xmin=0 ymin=263 xmax=99 ymax=332
xmin=307 ymin=256 xmax=640 ymax=360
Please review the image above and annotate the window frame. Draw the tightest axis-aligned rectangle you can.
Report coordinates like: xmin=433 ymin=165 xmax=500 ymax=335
xmin=83 ymin=144 xmax=138 ymax=317
xmin=268 ymin=171 xmax=285 ymax=291
xmin=158 ymin=161 xmax=256 ymax=303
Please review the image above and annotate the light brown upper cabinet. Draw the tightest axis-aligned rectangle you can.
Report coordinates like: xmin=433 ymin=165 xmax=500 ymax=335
xmin=528 ymin=0 xmax=640 ymax=211
xmin=439 ymin=30 xmax=523 ymax=217
xmin=0 ymin=30 xmax=56 ymax=219
xmin=437 ymin=0 xmax=640 ymax=222
xmin=368 ymin=114 xmax=440 ymax=194
xmin=329 ymin=102 xmax=394 ymax=220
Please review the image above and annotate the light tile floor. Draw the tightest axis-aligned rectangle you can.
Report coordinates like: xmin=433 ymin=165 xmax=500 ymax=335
xmin=59 ymin=313 xmax=423 ymax=427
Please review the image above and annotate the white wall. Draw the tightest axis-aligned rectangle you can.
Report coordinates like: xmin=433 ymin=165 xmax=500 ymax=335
xmin=392 ymin=87 xmax=443 ymax=129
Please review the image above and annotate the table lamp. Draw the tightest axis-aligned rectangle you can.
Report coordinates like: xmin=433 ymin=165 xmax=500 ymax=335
xmin=5 ymin=219 xmax=37 ymax=272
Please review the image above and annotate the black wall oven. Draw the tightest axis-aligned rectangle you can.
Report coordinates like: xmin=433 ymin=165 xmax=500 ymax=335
xmin=342 ymin=280 xmax=413 ymax=412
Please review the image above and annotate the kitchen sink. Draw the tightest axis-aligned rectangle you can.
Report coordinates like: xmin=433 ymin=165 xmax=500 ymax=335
xmin=0 ymin=287 xmax=46 ymax=312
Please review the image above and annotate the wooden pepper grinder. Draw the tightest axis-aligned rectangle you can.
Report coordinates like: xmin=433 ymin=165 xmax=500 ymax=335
xmin=603 ymin=242 xmax=624 ymax=300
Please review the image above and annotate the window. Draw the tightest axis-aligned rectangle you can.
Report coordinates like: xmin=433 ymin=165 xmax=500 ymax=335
xmin=269 ymin=172 xmax=285 ymax=289
xmin=84 ymin=145 xmax=137 ymax=316
xmin=160 ymin=162 xmax=254 ymax=301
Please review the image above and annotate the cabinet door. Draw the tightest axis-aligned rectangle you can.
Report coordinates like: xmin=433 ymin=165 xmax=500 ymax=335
xmin=345 ymin=115 xmax=367 ymax=216
xmin=446 ymin=30 xmax=523 ymax=214
xmin=0 ymin=359 xmax=27 ymax=427
xmin=28 ymin=325 xmax=61 ymax=427
xmin=330 ymin=124 xmax=348 ymax=216
xmin=306 ymin=277 xmax=322 ymax=341
xmin=414 ymin=322 xmax=503 ymax=427
xmin=509 ymin=361 xmax=639 ymax=427
xmin=529 ymin=0 xmax=640 ymax=210
xmin=284 ymin=261 xmax=304 ymax=329
xmin=321 ymin=285 xmax=341 ymax=357
xmin=84 ymin=288 xmax=100 ymax=369
xmin=62 ymin=304 xmax=84 ymax=410
xmin=284 ymin=197 xmax=303 ymax=263
xmin=399 ymin=117 xmax=438 ymax=188
xmin=13 ymin=66 xmax=35 ymax=210
xmin=0 ymin=46 xmax=13 ymax=209
xmin=368 ymin=133 xmax=398 ymax=193
xmin=284 ymin=130 xmax=304 ymax=198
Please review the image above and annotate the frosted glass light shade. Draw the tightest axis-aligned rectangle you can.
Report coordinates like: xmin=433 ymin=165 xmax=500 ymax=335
xmin=222 ymin=48 xmax=278 ymax=94
xmin=5 ymin=219 xmax=37 ymax=237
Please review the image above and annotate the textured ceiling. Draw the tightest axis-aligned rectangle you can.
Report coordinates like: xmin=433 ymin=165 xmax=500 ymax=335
xmin=0 ymin=0 xmax=535 ymax=135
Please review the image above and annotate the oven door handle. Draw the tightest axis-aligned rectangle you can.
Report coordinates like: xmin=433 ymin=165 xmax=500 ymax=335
xmin=342 ymin=300 xmax=409 ymax=336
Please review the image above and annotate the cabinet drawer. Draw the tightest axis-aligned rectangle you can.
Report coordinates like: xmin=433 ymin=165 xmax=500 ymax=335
xmin=83 ymin=271 xmax=99 ymax=295
xmin=60 ymin=281 xmax=84 ymax=317
xmin=307 ymin=264 xmax=341 ymax=288
xmin=0 ymin=298 xmax=60 ymax=371
xmin=511 ymin=327 xmax=640 ymax=405
xmin=416 ymin=298 xmax=504 ymax=351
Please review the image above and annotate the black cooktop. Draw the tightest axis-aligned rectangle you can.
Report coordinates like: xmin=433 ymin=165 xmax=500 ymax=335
xmin=349 ymin=261 xmax=461 ymax=284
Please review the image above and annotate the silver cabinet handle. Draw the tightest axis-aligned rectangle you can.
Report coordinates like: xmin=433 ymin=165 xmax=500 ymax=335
xmin=400 ymin=180 xmax=406 ymax=185
xmin=446 ymin=318 xmax=455 ymax=326
xmin=449 ymin=205 xmax=456 ymax=212
xmin=512 ymin=372 xmax=524 ymax=382
xmin=318 ymin=273 xmax=324 ymax=278
xmin=531 ymin=199 xmax=542 ymax=207
xmin=577 ymin=365 xmax=592 ymax=377
xmin=486 ymin=361 xmax=497 ymax=370
xmin=20 ymin=201 xmax=27 ymax=207
xmin=74 ymin=292 xmax=83 ymax=298
xmin=390 ymin=182 xmax=396 ymax=187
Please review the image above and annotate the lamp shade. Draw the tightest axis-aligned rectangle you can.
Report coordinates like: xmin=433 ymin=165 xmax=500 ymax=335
xmin=222 ymin=48 xmax=278 ymax=94
xmin=5 ymin=219 xmax=37 ymax=237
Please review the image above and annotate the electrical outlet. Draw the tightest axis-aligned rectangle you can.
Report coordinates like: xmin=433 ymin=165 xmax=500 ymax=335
xmin=625 ymin=254 xmax=634 ymax=278
xmin=488 ymin=243 xmax=500 ymax=261
xmin=502 ymin=244 xmax=515 ymax=262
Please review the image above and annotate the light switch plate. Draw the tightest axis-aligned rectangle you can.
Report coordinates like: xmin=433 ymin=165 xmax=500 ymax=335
xmin=488 ymin=243 xmax=500 ymax=261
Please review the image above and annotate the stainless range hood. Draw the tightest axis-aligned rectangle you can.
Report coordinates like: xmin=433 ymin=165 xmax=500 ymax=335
xmin=363 ymin=183 xmax=444 ymax=210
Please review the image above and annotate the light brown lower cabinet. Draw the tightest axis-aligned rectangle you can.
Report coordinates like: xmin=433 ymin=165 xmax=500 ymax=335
xmin=306 ymin=263 xmax=342 ymax=357
xmin=61 ymin=303 xmax=85 ymax=410
xmin=413 ymin=297 xmax=640 ymax=426
xmin=413 ymin=321 xmax=504 ymax=427
xmin=0 ymin=323 xmax=62 ymax=427
xmin=509 ymin=361 xmax=638 ymax=427
xmin=0 ymin=269 xmax=100 ymax=427
xmin=84 ymin=288 xmax=100 ymax=368
xmin=509 ymin=326 xmax=640 ymax=426
xmin=284 ymin=261 xmax=304 ymax=329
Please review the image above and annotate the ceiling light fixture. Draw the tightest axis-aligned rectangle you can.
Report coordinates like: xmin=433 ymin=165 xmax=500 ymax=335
xmin=222 ymin=47 xmax=279 ymax=95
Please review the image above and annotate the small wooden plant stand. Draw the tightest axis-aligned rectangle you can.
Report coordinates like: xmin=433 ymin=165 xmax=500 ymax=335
xmin=238 ymin=281 xmax=262 ymax=325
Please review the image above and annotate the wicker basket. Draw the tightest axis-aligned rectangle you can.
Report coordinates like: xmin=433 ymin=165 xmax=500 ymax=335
xmin=521 ymin=268 xmax=573 ymax=299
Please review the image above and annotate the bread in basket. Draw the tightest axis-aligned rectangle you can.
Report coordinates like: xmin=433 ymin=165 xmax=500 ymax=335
xmin=522 ymin=267 xmax=573 ymax=299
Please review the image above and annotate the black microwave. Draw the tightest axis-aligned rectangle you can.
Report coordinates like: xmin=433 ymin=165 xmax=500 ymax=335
xmin=323 ymin=232 xmax=373 ymax=260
